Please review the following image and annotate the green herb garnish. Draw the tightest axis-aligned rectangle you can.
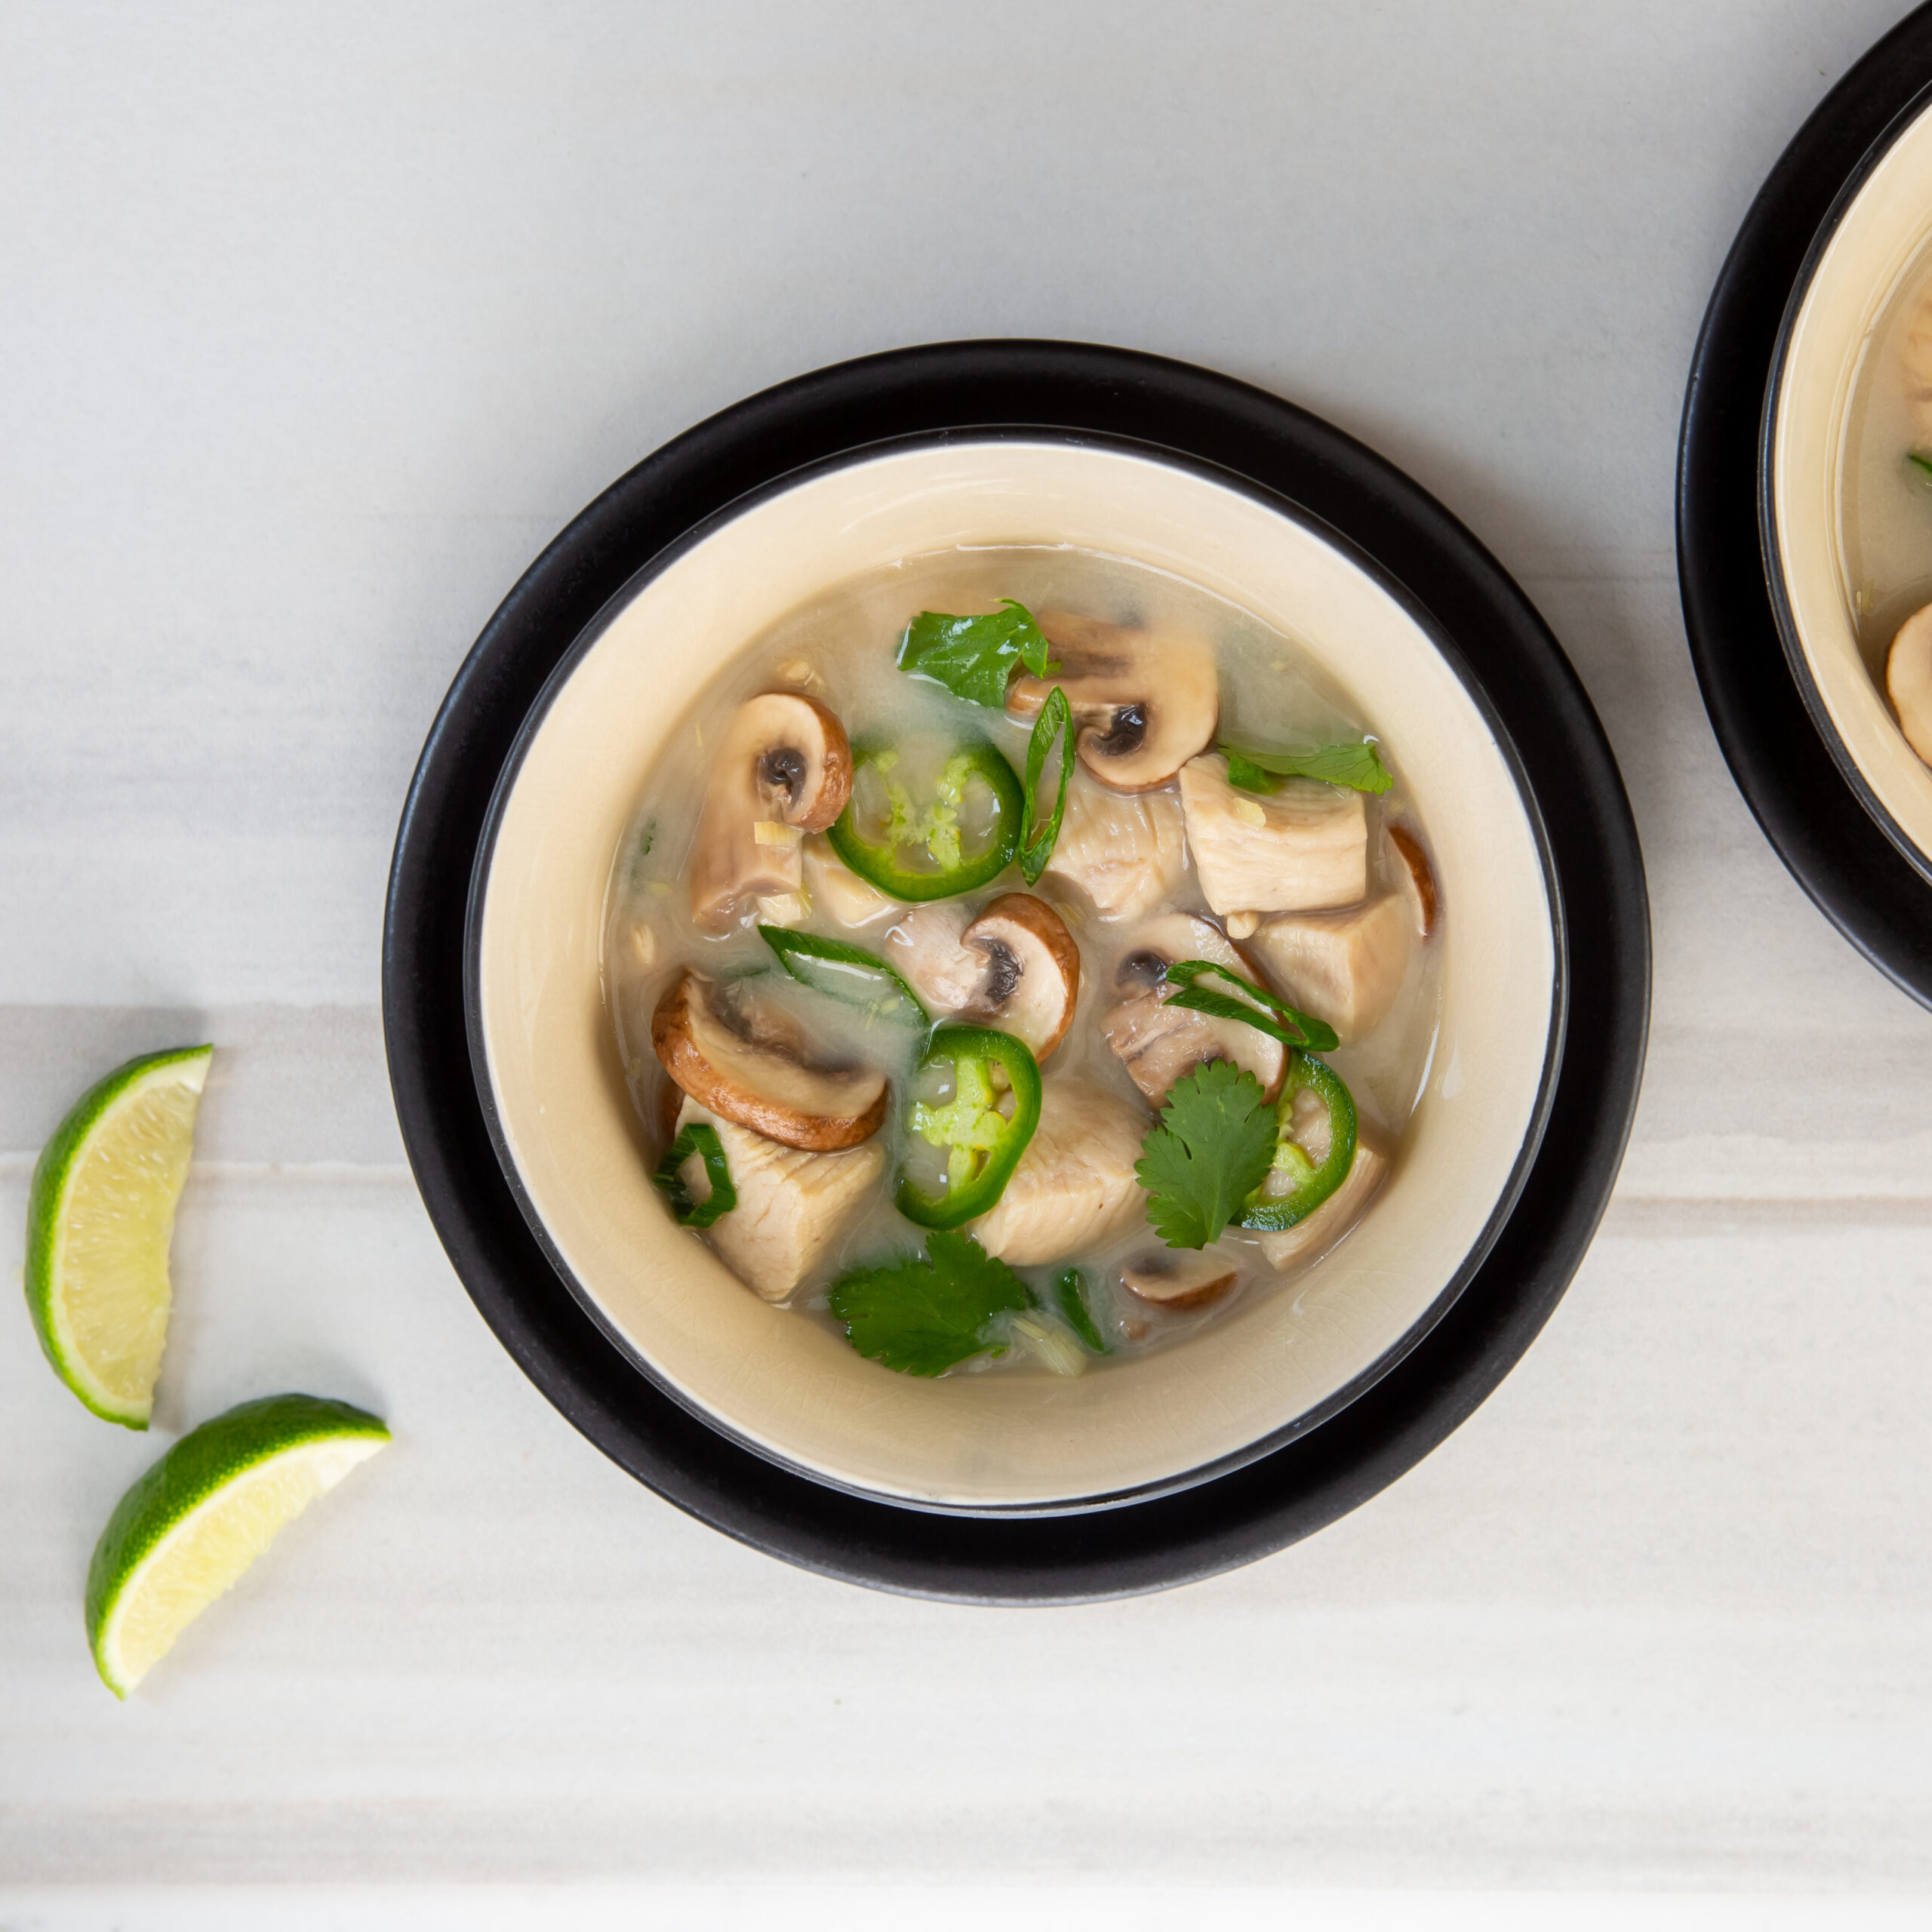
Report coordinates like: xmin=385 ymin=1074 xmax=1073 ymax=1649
xmin=1054 ymin=1267 xmax=1109 ymax=1354
xmin=651 ymin=1122 xmax=737 ymax=1229
xmin=1019 ymin=685 xmax=1075 ymax=885
xmin=897 ymin=599 xmax=1057 ymax=708
xmin=1162 ymin=958 xmax=1340 ymax=1054
xmin=827 ymin=1230 xmax=1035 ymax=1376
xmin=1909 ymin=451 xmax=1932 ymax=484
xmin=1135 ymin=1060 xmax=1278 ymax=1251
xmin=1220 ymin=740 xmax=1392 ymax=795
xmin=757 ymin=925 xmax=929 ymax=1027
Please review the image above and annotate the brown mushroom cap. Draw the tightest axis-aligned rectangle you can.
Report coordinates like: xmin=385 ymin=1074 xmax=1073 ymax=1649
xmin=689 ymin=694 xmax=854 ymax=931
xmin=1006 ymin=611 xmax=1218 ymax=792
xmin=651 ymin=970 xmax=887 ymax=1151
xmin=1119 ymin=1252 xmax=1240 ymax=1312
xmin=961 ymin=894 xmax=1081 ymax=1060
xmin=1386 ymin=824 xmax=1438 ymax=937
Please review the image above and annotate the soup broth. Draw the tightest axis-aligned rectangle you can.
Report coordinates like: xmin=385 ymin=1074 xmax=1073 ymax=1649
xmin=604 ymin=544 xmax=1443 ymax=1379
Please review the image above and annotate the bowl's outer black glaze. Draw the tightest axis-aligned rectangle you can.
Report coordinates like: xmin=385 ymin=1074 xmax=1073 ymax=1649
xmin=1680 ymin=0 xmax=1932 ymax=1008
xmin=384 ymin=340 xmax=1649 ymax=1602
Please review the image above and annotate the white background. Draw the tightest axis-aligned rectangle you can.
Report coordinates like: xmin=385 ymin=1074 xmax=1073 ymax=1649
xmin=5 ymin=0 xmax=1932 ymax=1918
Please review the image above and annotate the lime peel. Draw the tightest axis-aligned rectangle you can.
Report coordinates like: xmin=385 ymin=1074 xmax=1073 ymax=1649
xmin=25 ymin=1044 xmax=213 ymax=1428
xmin=85 ymin=1392 xmax=389 ymax=1697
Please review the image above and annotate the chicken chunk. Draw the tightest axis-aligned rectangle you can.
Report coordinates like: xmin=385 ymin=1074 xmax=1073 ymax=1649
xmin=1177 ymin=755 xmax=1367 ymax=917
xmin=1044 ymin=769 xmax=1188 ymax=920
xmin=968 ymin=1079 xmax=1147 ymax=1266
xmin=675 ymin=1100 xmax=883 ymax=1302
xmin=802 ymin=835 xmax=901 ymax=928
xmin=1247 ymin=894 xmax=1414 ymax=1044
xmin=1256 ymin=1137 xmax=1386 ymax=1272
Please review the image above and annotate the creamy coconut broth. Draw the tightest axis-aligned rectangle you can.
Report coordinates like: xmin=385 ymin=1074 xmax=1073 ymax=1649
xmin=605 ymin=546 xmax=1442 ymax=1380
xmin=1842 ymin=242 xmax=1932 ymax=763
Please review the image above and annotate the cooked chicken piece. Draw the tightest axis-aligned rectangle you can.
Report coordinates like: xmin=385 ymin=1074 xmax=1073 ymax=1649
xmin=1247 ymin=895 xmax=1414 ymax=1044
xmin=675 ymin=1100 xmax=883 ymax=1303
xmin=884 ymin=903 xmax=982 ymax=1011
xmin=968 ymin=1079 xmax=1147 ymax=1266
xmin=1255 ymin=1137 xmax=1386 ymax=1272
xmin=801 ymin=835 xmax=902 ymax=928
xmin=1043 ymin=768 xmax=1187 ymax=920
xmin=1101 ymin=910 xmax=1284 ymax=1103
xmin=1177 ymin=755 xmax=1367 ymax=916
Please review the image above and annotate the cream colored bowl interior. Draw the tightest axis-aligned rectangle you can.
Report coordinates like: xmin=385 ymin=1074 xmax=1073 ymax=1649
xmin=475 ymin=438 xmax=1557 ymax=1510
xmin=1773 ymin=97 xmax=1932 ymax=863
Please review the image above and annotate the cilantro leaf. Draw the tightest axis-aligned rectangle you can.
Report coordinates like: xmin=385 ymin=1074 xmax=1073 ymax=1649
xmin=828 ymin=1230 xmax=1035 ymax=1376
xmin=1220 ymin=739 xmax=1393 ymax=795
xmin=1135 ymin=1060 xmax=1277 ymax=1250
xmin=897 ymin=599 xmax=1057 ymax=708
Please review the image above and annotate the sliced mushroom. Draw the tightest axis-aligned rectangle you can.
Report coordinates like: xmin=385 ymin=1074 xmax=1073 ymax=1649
xmin=1006 ymin=611 xmax=1219 ymax=792
xmin=1118 ymin=1252 xmax=1240 ymax=1312
xmin=1043 ymin=766 xmax=1188 ymax=919
xmin=1255 ymin=1137 xmax=1387 ymax=1273
xmin=1101 ymin=912 xmax=1284 ymax=1104
xmin=958 ymin=894 xmax=1081 ymax=1059
xmin=689 ymin=694 xmax=854 ymax=931
xmin=1889 ymin=603 xmax=1932 ymax=770
xmin=968 ymin=1078 xmax=1147 ymax=1266
xmin=1385 ymin=824 xmax=1438 ymax=937
xmin=1247 ymin=894 xmax=1414 ymax=1045
xmin=673 ymin=1100 xmax=884 ymax=1302
xmin=884 ymin=903 xmax=983 ymax=1012
xmin=1177 ymin=753 xmax=1367 ymax=916
xmin=884 ymin=896 xmax=1081 ymax=1059
xmin=651 ymin=970 xmax=887 ymax=1150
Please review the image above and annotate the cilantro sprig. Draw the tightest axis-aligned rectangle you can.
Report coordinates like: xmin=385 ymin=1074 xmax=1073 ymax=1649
xmin=897 ymin=599 xmax=1057 ymax=708
xmin=1163 ymin=958 xmax=1340 ymax=1054
xmin=1135 ymin=1060 xmax=1278 ymax=1251
xmin=1019 ymin=684 xmax=1075 ymax=884
xmin=828 ymin=1230 xmax=1035 ymax=1376
xmin=1221 ymin=740 xmax=1392 ymax=796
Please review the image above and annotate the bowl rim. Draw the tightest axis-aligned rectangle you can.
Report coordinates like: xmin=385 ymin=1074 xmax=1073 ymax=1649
xmin=1760 ymin=75 xmax=1932 ymax=889
xmin=460 ymin=425 xmax=1568 ymax=1518
xmin=384 ymin=337 xmax=1647 ymax=1601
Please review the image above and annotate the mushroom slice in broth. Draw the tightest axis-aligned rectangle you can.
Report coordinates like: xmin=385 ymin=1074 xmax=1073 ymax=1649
xmin=690 ymin=694 xmax=854 ymax=931
xmin=1101 ymin=912 xmax=1285 ymax=1105
xmin=1007 ymin=611 xmax=1219 ymax=792
xmin=651 ymin=969 xmax=888 ymax=1152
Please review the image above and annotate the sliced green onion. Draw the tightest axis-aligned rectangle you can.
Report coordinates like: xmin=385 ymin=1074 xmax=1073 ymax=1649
xmin=757 ymin=925 xmax=929 ymax=1026
xmin=1019 ymin=685 xmax=1075 ymax=886
xmin=1054 ymin=1267 xmax=1109 ymax=1353
xmin=652 ymin=1122 xmax=737 ymax=1228
xmin=1162 ymin=958 xmax=1340 ymax=1054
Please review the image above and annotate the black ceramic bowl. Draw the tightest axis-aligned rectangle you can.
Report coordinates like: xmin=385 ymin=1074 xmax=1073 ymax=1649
xmin=385 ymin=340 xmax=1648 ymax=1601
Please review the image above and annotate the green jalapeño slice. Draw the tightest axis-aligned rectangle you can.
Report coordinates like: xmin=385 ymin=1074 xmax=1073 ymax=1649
xmin=897 ymin=1026 xmax=1041 ymax=1229
xmin=1238 ymin=1050 xmax=1358 ymax=1231
xmin=828 ymin=735 xmax=1023 ymax=901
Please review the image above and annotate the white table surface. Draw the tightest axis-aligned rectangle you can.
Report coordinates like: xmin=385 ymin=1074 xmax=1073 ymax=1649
xmin=8 ymin=0 xmax=1932 ymax=1915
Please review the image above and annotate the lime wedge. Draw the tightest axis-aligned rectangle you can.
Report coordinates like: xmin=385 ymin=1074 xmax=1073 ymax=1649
xmin=24 ymin=1044 xmax=212 ymax=1428
xmin=86 ymin=1392 xmax=389 ymax=1697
